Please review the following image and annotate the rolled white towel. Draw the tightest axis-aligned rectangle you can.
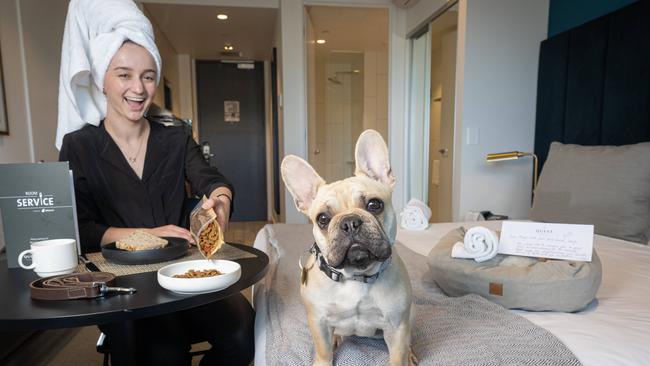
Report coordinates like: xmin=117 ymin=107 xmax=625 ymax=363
xmin=451 ymin=226 xmax=499 ymax=262
xmin=56 ymin=0 xmax=162 ymax=150
xmin=400 ymin=199 xmax=431 ymax=231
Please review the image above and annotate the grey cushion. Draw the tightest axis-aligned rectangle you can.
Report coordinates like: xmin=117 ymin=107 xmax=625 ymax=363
xmin=427 ymin=228 xmax=602 ymax=312
xmin=530 ymin=141 xmax=650 ymax=243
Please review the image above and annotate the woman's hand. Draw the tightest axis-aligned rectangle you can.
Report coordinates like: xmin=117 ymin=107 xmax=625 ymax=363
xmin=145 ymin=225 xmax=195 ymax=245
xmin=204 ymin=189 xmax=232 ymax=232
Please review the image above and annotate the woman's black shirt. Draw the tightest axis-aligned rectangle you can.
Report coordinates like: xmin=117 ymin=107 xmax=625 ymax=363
xmin=59 ymin=121 xmax=233 ymax=253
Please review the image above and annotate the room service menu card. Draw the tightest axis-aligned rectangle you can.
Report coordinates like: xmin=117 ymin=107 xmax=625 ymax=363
xmin=0 ymin=162 xmax=77 ymax=268
xmin=498 ymin=221 xmax=594 ymax=262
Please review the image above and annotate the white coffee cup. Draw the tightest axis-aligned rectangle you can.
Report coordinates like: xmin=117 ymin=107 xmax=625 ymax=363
xmin=18 ymin=239 xmax=78 ymax=277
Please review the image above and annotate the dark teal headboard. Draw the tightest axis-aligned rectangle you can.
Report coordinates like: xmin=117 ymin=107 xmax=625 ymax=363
xmin=534 ymin=1 xmax=650 ymax=168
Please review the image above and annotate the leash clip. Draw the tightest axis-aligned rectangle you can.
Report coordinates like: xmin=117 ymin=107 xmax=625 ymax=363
xmin=93 ymin=282 xmax=137 ymax=295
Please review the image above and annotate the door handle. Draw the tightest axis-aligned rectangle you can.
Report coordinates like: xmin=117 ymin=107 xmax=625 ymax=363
xmin=202 ymin=142 xmax=214 ymax=162
xmin=314 ymin=149 xmax=321 ymax=155
xmin=438 ymin=148 xmax=449 ymax=156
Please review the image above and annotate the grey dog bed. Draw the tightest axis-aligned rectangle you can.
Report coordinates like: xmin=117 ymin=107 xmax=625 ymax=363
xmin=426 ymin=227 xmax=602 ymax=312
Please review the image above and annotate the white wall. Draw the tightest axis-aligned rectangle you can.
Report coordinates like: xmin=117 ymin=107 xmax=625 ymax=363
xmin=454 ymin=0 xmax=549 ymax=219
xmin=0 ymin=0 xmax=69 ymax=164
xmin=386 ymin=5 xmax=409 ymax=216
xmin=21 ymin=0 xmax=68 ymax=162
xmin=279 ymin=0 xmax=308 ymax=224
xmin=305 ymin=9 xmax=318 ymax=177
xmin=0 ymin=0 xmax=32 ymax=163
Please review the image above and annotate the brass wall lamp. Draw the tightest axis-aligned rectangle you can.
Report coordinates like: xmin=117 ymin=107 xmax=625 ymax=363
xmin=486 ymin=151 xmax=539 ymax=191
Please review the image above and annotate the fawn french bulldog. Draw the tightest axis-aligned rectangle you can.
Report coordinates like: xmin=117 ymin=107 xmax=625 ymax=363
xmin=281 ymin=130 xmax=417 ymax=366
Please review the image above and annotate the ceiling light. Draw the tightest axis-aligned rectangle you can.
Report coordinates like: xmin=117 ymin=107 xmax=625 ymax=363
xmin=217 ymin=14 xmax=228 ymax=20
xmin=224 ymin=44 xmax=234 ymax=51
xmin=316 ymin=39 xmax=326 ymax=44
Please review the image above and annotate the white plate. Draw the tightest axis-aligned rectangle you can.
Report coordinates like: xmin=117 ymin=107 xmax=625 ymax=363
xmin=157 ymin=259 xmax=241 ymax=294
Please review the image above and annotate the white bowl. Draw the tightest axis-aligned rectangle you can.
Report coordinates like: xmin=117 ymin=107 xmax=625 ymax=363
xmin=157 ymin=259 xmax=241 ymax=294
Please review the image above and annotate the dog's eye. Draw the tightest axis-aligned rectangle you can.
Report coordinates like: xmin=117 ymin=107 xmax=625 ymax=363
xmin=316 ymin=213 xmax=331 ymax=229
xmin=366 ymin=198 xmax=384 ymax=214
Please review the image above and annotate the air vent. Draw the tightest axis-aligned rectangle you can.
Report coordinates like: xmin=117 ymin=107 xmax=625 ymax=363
xmin=220 ymin=51 xmax=242 ymax=57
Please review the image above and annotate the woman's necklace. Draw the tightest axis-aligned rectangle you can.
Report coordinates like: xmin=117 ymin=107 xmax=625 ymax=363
xmin=109 ymin=126 xmax=147 ymax=165
xmin=124 ymin=134 xmax=145 ymax=164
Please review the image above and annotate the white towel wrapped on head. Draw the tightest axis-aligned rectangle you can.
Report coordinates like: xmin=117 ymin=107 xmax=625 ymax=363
xmin=56 ymin=0 xmax=162 ymax=150
xmin=451 ymin=226 xmax=499 ymax=262
xmin=400 ymin=198 xmax=431 ymax=231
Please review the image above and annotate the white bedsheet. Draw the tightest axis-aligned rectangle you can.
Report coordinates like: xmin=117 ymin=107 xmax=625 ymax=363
xmin=253 ymin=222 xmax=650 ymax=366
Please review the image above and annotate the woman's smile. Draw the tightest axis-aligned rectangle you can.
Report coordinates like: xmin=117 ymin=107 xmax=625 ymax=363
xmin=124 ymin=95 xmax=146 ymax=111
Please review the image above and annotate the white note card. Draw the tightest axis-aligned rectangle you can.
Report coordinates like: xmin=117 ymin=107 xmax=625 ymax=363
xmin=498 ymin=221 xmax=594 ymax=262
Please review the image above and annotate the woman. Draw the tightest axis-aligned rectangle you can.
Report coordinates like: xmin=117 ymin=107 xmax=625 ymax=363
xmin=59 ymin=42 xmax=254 ymax=366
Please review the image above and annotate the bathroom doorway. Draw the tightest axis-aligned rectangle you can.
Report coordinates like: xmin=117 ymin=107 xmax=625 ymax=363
xmin=305 ymin=5 xmax=389 ymax=183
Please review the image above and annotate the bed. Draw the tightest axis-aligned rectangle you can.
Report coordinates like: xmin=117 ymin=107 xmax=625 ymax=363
xmin=251 ymin=138 xmax=650 ymax=365
xmin=252 ymin=221 xmax=650 ymax=366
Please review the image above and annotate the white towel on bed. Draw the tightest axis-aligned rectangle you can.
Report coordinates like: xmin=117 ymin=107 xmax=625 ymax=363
xmin=400 ymin=198 xmax=431 ymax=231
xmin=56 ymin=0 xmax=162 ymax=150
xmin=451 ymin=226 xmax=499 ymax=262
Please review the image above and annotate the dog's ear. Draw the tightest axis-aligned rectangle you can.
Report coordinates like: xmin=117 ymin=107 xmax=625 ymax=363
xmin=355 ymin=130 xmax=395 ymax=188
xmin=281 ymin=155 xmax=325 ymax=214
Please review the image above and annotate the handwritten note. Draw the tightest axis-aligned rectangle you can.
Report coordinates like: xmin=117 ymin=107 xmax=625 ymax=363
xmin=498 ymin=221 xmax=594 ymax=262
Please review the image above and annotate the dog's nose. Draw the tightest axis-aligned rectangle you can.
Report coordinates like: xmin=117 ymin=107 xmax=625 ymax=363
xmin=340 ymin=216 xmax=363 ymax=235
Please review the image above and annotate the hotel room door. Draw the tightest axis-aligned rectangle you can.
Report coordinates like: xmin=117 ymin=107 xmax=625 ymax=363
xmin=196 ymin=61 xmax=267 ymax=222
xmin=428 ymin=7 xmax=458 ymax=223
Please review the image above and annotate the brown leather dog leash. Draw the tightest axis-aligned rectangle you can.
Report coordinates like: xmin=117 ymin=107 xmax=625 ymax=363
xmin=29 ymin=272 xmax=136 ymax=300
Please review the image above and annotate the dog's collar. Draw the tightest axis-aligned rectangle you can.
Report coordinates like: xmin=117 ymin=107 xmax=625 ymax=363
xmin=309 ymin=243 xmax=391 ymax=284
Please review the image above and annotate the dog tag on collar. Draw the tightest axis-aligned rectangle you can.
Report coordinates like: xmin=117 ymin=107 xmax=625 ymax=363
xmin=301 ymin=267 xmax=308 ymax=286
xmin=299 ymin=251 xmax=315 ymax=286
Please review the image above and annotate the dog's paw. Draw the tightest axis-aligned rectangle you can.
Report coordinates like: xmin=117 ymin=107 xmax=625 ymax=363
xmin=332 ymin=334 xmax=343 ymax=351
xmin=408 ymin=347 xmax=419 ymax=366
xmin=312 ymin=360 xmax=332 ymax=366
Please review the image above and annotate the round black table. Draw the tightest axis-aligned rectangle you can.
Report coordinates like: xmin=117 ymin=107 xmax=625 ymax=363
xmin=0 ymin=243 xmax=268 ymax=364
